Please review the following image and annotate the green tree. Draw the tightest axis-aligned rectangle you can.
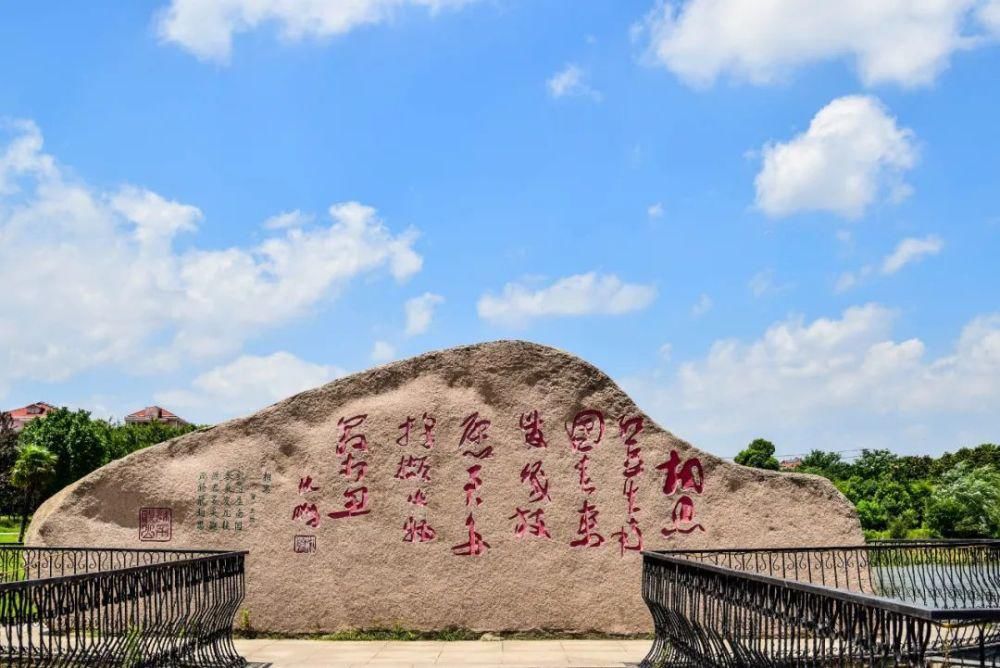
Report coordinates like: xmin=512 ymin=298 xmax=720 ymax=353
xmin=0 ymin=412 xmax=19 ymax=517
xmin=18 ymin=408 xmax=106 ymax=499
xmin=735 ymin=438 xmax=780 ymax=471
xmin=10 ymin=444 xmax=58 ymax=542
xmin=799 ymin=450 xmax=850 ymax=479
xmin=925 ymin=464 xmax=1000 ymax=538
xmin=102 ymin=421 xmax=197 ymax=463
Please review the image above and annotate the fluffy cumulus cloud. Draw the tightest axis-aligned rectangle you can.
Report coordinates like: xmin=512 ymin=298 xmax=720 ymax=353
xmin=157 ymin=352 xmax=343 ymax=421
xmin=546 ymin=64 xmax=601 ymax=100
xmin=755 ymin=96 xmax=917 ymax=219
xmin=638 ymin=0 xmax=1000 ymax=88
xmin=0 ymin=120 xmax=421 ymax=396
xmin=477 ymin=272 xmax=656 ymax=327
xmin=624 ymin=305 xmax=1000 ymax=456
xmin=404 ymin=292 xmax=444 ymax=336
xmin=157 ymin=0 xmax=476 ymax=62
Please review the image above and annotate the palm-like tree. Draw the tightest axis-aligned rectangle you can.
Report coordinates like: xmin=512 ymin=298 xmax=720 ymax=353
xmin=10 ymin=444 xmax=57 ymax=543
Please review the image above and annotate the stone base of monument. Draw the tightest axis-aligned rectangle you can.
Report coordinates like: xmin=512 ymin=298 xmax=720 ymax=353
xmin=27 ymin=341 xmax=864 ymax=635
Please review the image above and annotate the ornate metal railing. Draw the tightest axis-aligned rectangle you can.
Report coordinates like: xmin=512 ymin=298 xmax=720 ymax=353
xmin=0 ymin=546 xmax=248 ymax=666
xmin=642 ymin=541 xmax=1000 ymax=667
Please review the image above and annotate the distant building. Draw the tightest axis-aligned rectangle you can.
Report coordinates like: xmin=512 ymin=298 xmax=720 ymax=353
xmin=5 ymin=401 xmax=57 ymax=432
xmin=780 ymin=457 xmax=803 ymax=471
xmin=124 ymin=406 xmax=190 ymax=428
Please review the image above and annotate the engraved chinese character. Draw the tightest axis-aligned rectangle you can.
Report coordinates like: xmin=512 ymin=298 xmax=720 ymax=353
xmin=519 ymin=410 xmax=548 ymax=448
xmin=459 ymin=412 xmax=493 ymax=458
xmin=656 ymin=450 xmax=704 ymax=495
xmin=452 ymin=514 xmax=490 ymax=556
xmin=394 ymin=455 xmax=432 ymax=482
xmin=510 ymin=507 xmax=551 ymax=539
xmin=611 ymin=517 xmax=644 ymax=556
xmin=292 ymin=502 xmax=321 ymax=528
xmin=403 ymin=517 xmax=437 ymax=543
xmin=570 ymin=499 xmax=604 ymax=548
xmin=336 ymin=414 xmax=369 ymax=455
xmin=574 ymin=454 xmax=596 ymax=495
xmin=520 ymin=461 xmax=552 ymax=503
xmin=566 ymin=409 xmax=605 ymax=452
xmin=661 ymin=496 xmax=704 ymax=536
xmin=298 ymin=476 xmax=320 ymax=494
xmin=327 ymin=486 xmax=371 ymax=519
xmin=463 ymin=465 xmax=484 ymax=506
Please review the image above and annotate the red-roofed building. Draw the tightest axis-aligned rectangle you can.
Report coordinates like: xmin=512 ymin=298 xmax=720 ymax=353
xmin=124 ymin=406 xmax=190 ymax=428
xmin=4 ymin=402 xmax=57 ymax=432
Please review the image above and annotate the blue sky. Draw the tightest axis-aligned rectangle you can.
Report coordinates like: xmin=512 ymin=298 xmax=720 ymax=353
xmin=1 ymin=0 xmax=998 ymax=458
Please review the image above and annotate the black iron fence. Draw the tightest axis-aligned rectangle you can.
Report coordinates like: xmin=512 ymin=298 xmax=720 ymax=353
xmin=642 ymin=541 xmax=1000 ymax=667
xmin=0 ymin=546 xmax=248 ymax=666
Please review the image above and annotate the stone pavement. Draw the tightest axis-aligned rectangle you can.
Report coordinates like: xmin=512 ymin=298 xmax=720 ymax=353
xmin=235 ymin=639 xmax=650 ymax=667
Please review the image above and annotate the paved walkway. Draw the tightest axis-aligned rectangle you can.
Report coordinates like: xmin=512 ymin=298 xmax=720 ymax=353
xmin=235 ymin=639 xmax=650 ymax=667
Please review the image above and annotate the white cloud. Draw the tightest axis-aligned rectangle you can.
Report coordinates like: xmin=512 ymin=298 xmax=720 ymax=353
xmin=157 ymin=351 xmax=342 ymax=420
xmin=263 ymin=209 xmax=313 ymax=230
xmin=748 ymin=268 xmax=790 ymax=298
xmin=647 ymin=202 xmax=664 ymax=218
xmin=755 ymin=96 xmax=917 ymax=220
xmin=691 ymin=293 xmax=713 ymax=317
xmin=404 ymin=292 xmax=444 ymax=336
xmin=881 ymin=235 xmax=944 ymax=274
xmin=0 ymin=121 xmax=421 ymax=394
xmin=638 ymin=0 xmax=998 ymax=88
xmin=982 ymin=0 xmax=1000 ymax=33
xmin=371 ymin=340 xmax=396 ymax=362
xmin=157 ymin=0 xmax=476 ymax=62
xmin=477 ymin=272 xmax=656 ymax=327
xmin=624 ymin=305 xmax=1000 ymax=456
xmin=836 ymin=235 xmax=943 ymax=292
xmin=546 ymin=64 xmax=601 ymax=100
xmin=658 ymin=343 xmax=673 ymax=362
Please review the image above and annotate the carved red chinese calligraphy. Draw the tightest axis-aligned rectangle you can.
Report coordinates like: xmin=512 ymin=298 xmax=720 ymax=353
xmin=509 ymin=507 xmax=551 ymax=539
xmin=574 ymin=454 xmax=596 ymax=494
xmin=519 ymin=461 xmax=551 ymax=503
xmin=611 ymin=517 xmax=644 ymax=556
xmin=615 ymin=415 xmax=645 ymax=556
xmin=395 ymin=455 xmax=432 ymax=482
xmin=463 ymin=465 xmax=484 ymax=506
xmin=407 ymin=489 xmax=428 ymax=506
xmin=327 ymin=486 xmax=371 ymax=519
xmin=336 ymin=414 xmax=369 ymax=455
xmin=338 ymin=453 xmax=368 ymax=482
xmin=519 ymin=410 xmax=548 ymax=448
xmin=403 ymin=516 xmax=437 ymax=543
xmin=297 ymin=476 xmax=320 ymax=494
xmin=570 ymin=499 xmax=604 ymax=548
xmin=451 ymin=513 xmax=490 ymax=556
xmin=292 ymin=503 xmax=321 ymax=528
xmin=397 ymin=413 xmax=436 ymax=449
xmin=656 ymin=450 xmax=704 ymax=495
xmin=661 ymin=496 xmax=704 ymax=536
xmin=566 ymin=409 xmax=605 ymax=452
xmin=459 ymin=412 xmax=493 ymax=458
xmin=656 ymin=449 xmax=706 ymax=537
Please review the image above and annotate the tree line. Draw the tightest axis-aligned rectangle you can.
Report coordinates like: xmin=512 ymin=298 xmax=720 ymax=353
xmin=0 ymin=408 xmax=198 ymax=541
xmin=736 ymin=438 xmax=1000 ymax=540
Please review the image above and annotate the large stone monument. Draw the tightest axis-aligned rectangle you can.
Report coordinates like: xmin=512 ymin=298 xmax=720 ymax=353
xmin=28 ymin=341 xmax=862 ymax=633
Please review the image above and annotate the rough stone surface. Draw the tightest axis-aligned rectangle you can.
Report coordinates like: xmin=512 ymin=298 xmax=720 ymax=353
xmin=28 ymin=341 xmax=863 ymax=633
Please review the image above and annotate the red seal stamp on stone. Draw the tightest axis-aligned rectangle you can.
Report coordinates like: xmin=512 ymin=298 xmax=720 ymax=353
xmin=138 ymin=507 xmax=172 ymax=542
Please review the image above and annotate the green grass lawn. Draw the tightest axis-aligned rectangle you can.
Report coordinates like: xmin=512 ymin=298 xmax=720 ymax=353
xmin=0 ymin=532 xmax=20 ymax=544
